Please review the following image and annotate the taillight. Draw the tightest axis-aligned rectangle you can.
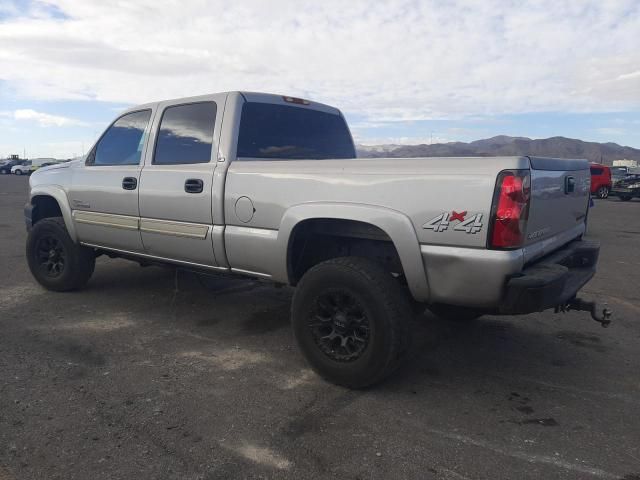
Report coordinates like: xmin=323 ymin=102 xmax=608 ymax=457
xmin=489 ymin=170 xmax=531 ymax=249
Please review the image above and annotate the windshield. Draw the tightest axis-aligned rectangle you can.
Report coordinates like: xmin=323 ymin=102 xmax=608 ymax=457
xmin=236 ymin=102 xmax=355 ymax=160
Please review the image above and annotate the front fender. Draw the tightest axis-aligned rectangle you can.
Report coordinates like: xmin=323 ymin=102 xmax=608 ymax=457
xmin=29 ymin=185 xmax=77 ymax=242
xmin=277 ymin=202 xmax=430 ymax=302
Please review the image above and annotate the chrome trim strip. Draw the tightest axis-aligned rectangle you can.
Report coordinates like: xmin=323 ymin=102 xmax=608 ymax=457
xmin=231 ymin=267 xmax=272 ymax=279
xmin=140 ymin=218 xmax=209 ymax=239
xmin=73 ymin=210 xmax=210 ymax=239
xmin=73 ymin=210 xmax=139 ymax=231
xmin=80 ymin=242 xmax=229 ymax=272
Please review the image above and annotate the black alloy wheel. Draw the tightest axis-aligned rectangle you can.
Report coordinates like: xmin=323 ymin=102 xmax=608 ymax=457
xmin=308 ymin=290 xmax=371 ymax=363
xmin=34 ymin=234 xmax=66 ymax=278
xmin=26 ymin=217 xmax=95 ymax=291
xmin=292 ymin=256 xmax=412 ymax=388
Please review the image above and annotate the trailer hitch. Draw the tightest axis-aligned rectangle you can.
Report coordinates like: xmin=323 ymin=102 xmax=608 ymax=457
xmin=554 ymin=297 xmax=612 ymax=328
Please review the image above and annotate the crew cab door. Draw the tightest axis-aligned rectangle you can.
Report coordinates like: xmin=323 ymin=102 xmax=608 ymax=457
xmin=138 ymin=97 xmax=223 ymax=266
xmin=69 ymin=109 xmax=153 ymax=251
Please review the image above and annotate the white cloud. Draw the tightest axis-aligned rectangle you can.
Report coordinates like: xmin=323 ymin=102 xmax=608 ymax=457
xmin=8 ymin=109 xmax=87 ymax=127
xmin=617 ymin=70 xmax=640 ymax=80
xmin=595 ymin=127 xmax=626 ymax=136
xmin=354 ymin=134 xmax=449 ymax=146
xmin=0 ymin=0 xmax=638 ymax=123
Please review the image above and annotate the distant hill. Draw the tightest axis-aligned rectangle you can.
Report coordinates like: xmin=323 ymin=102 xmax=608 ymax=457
xmin=357 ymin=135 xmax=640 ymax=165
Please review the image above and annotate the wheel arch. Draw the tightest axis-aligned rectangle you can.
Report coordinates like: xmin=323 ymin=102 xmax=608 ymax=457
xmin=29 ymin=186 xmax=77 ymax=242
xmin=278 ymin=203 xmax=430 ymax=302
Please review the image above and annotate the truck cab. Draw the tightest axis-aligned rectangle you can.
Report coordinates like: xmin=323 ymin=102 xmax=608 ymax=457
xmin=590 ymin=163 xmax=612 ymax=199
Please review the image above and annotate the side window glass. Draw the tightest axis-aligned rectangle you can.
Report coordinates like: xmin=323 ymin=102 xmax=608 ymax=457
xmin=153 ymin=102 xmax=217 ymax=165
xmin=91 ymin=110 xmax=151 ymax=166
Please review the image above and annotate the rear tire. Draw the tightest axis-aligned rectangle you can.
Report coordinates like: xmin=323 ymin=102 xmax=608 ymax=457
xmin=596 ymin=186 xmax=609 ymax=199
xmin=619 ymin=196 xmax=632 ymax=201
xmin=292 ymin=257 xmax=412 ymax=388
xmin=26 ymin=217 xmax=95 ymax=291
xmin=428 ymin=304 xmax=483 ymax=322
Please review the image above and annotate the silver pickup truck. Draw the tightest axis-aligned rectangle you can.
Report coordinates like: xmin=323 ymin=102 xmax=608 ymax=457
xmin=25 ymin=91 xmax=608 ymax=387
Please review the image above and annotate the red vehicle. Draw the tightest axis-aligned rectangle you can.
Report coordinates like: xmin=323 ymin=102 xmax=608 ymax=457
xmin=590 ymin=163 xmax=612 ymax=199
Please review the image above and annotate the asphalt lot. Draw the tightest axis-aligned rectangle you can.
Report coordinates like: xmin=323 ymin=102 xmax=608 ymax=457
xmin=1 ymin=174 xmax=639 ymax=480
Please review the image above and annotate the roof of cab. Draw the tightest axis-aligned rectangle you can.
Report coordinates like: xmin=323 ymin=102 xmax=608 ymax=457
xmin=121 ymin=91 xmax=341 ymax=116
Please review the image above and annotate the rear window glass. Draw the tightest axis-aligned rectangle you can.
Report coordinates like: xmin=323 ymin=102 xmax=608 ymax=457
xmin=236 ymin=102 xmax=355 ymax=160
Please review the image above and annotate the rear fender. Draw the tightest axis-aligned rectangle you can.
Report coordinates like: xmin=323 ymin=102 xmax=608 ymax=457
xmin=277 ymin=202 xmax=430 ymax=302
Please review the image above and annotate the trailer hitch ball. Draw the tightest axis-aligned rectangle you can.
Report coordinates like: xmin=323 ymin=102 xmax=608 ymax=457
xmin=554 ymin=297 xmax=613 ymax=328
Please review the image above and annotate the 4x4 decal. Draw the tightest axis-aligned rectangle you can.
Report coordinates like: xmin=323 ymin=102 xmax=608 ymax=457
xmin=423 ymin=211 xmax=483 ymax=234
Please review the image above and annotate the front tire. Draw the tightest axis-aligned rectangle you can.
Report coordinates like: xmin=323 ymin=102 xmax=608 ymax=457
xmin=26 ymin=217 xmax=95 ymax=291
xmin=14 ymin=169 xmax=22 ymax=175
xmin=620 ymin=195 xmax=632 ymax=201
xmin=292 ymin=257 xmax=412 ymax=388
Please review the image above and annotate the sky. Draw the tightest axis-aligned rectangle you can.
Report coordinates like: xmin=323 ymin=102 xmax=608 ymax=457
xmin=0 ymin=0 xmax=639 ymax=158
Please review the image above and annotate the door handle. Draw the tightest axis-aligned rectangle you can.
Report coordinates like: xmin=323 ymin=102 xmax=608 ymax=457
xmin=565 ymin=176 xmax=575 ymax=194
xmin=185 ymin=179 xmax=204 ymax=194
xmin=122 ymin=177 xmax=137 ymax=190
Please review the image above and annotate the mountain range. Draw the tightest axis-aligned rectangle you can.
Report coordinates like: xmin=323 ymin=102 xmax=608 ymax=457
xmin=357 ymin=136 xmax=640 ymax=165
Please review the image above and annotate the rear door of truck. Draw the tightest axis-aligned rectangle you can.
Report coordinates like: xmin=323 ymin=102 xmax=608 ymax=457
xmin=524 ymin=156 xmax=591 ymax=263
xmin=138 ymin=94 xmax=226 ymax=267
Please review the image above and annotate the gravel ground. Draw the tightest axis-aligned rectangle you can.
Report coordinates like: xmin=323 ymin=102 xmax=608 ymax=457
xmin=1 ymin=174 xmax=639 ymax=480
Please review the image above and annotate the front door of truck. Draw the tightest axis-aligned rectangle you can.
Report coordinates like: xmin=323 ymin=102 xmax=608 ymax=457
xmin=70 ymin=109 xmax=154 ymax=252
xmin=138 ymin=97 xmax=223 ymax=267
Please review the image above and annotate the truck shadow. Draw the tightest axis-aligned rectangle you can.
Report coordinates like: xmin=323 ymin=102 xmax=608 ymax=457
xmin=54 ymin=261 xmax=605 ymax=392
xmin=386 ymin=310 xmax=606 ymax=391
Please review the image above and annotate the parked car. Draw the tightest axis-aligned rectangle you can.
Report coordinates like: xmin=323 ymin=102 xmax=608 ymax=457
xmin=610 ymin=174 xmax=640 ymax=201
xmin=24 ymin=91 xmax=607 ymax=387
xmin=30 ymin=158 xmax=57 ymax=171
xmin=610 ymin=166 xmax=630 ymax=184
xmin=590 ymin=163 xmax=612 ymax=199
xmin=11 ymin=161 xmax=32 ymax=175
xmin=0 ymin=159 xmax=25 ymax=174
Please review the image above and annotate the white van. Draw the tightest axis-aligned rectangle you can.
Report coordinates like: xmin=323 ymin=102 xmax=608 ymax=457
xmin=31 ymin=158 xmax=57 ymax=169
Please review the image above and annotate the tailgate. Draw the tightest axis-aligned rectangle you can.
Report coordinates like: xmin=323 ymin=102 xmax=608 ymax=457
xmin=524 ymin=157 xmax=590 ymax=258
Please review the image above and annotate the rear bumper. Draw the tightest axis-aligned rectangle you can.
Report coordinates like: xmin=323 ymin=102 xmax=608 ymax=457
xmin=499 ymin=238 xmax=599 ymax=314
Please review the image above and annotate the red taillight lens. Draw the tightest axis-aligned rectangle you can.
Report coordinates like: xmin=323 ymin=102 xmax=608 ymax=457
xmin=489 ymin=170 xmax=531 ymax=249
